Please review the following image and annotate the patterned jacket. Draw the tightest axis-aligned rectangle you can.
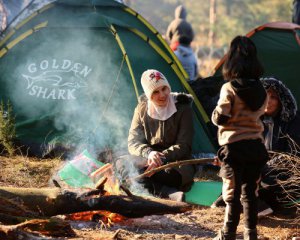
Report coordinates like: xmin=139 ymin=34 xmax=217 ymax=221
xmin=212 ymin=78 xmax=267 ymax=146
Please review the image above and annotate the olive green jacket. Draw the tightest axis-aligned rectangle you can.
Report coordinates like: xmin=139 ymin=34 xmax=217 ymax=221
xmin=128 ymin=93 xmax=195 ymax=185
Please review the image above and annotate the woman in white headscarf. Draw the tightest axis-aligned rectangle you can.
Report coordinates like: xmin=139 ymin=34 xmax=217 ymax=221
xmin=125 ymin=69 xmax=195 ymax=201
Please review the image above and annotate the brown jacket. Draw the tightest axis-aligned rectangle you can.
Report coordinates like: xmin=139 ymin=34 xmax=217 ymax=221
xmin=128 ymin=93 xmax=195 ymax=185
xmin=212 ymin=81 xmax=267 ymax=146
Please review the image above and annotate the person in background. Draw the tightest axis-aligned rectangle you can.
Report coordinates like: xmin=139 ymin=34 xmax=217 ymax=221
xmin=293 ymin=0 xmax=300 ymax=24
xmin=258 ymin=76 xmax=300 ymax=215
xmin=261 ymin=77 xmax=299 ymax=153
xmin=174 ymin=37 xmax=198 ymax=81
xmin=166 ymin=5 xmax=194 ymax=51
xmin=212 ymin=36 xmax=268 ymax=240
xmin=117 ymin=69 xmax=195 ymax=202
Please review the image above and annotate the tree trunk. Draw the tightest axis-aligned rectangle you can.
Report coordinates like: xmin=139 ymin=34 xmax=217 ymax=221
xmin=0 ymin=0 xmax=7 ymax=32
xmin=0 ymin=187 xmax=192 ymax=220
xmin=208 ymin=0 xmax=217 ymax=48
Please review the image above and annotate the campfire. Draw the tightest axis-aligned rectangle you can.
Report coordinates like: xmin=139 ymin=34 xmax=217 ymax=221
xmin=90 ymin=162 xmax=121 ymax=194
xmin=63 ymin=162 xmax=127 ymax=225
xmin=0 ymin=149 xmax=212 ymax=238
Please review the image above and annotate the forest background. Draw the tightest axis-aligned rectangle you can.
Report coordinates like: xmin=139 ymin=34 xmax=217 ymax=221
xmin=128 ymin=0 xmax=293 ymax=76
xmin=0 ymin=0 xmax=294 ymax=76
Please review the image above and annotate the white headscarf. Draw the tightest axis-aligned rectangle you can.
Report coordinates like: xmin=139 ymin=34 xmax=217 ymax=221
xmin=147 ymin=94 xmax=177 ymax=121
xmin=141 ymin=69 xmax=177 ymax=120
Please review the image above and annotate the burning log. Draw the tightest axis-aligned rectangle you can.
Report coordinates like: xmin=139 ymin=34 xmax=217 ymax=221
xmin=0 ymin=186 xmax=192 ymax=222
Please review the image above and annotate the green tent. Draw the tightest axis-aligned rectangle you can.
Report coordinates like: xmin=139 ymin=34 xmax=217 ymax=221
xmin=214 ymin=22 xmax=300 ymax=105
xmin=0 ymin=0 xmax=216 ymax=157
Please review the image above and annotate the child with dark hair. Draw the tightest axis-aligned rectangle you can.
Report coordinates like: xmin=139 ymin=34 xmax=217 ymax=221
xmin=212 ymin=36 xmax=269 ymax=240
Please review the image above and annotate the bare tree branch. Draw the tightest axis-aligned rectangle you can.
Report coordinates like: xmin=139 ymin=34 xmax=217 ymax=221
xmin=131 ymin=158 xmax=214 ymax=181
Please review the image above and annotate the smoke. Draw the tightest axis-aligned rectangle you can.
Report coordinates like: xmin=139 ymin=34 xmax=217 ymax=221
xmin=0 ymin=2 xmax=123 ymax=157
xmin=1 ymin=2 xmax=153 ymax=196
xmin=114 ymin=155 xmax=151 ymax=196
xmin=8 ymin=23 xmax=136 ymax=159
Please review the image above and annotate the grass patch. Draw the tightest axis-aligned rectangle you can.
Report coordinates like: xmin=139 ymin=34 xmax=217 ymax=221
xmin=0 ymin=156 xmax=61 ymax=188
xmin=0 ymin=101 xmax=16 ymax=156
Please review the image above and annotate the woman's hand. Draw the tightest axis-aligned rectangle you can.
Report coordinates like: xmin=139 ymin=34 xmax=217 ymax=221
xmin=147 ymin=151 xmax=165 ymax=167
xmin=144 ymin=151 xmax=165 ymax=177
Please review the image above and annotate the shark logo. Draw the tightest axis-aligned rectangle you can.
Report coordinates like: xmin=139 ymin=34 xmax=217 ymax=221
xmin=22 ymin=59 xmax=92 ymax=100
xmin=23 ymin=69 xmax=88 ymax=89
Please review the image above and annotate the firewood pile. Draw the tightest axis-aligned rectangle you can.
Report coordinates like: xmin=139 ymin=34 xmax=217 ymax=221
xmin=268 ymin=150 xmax=300 ymax=221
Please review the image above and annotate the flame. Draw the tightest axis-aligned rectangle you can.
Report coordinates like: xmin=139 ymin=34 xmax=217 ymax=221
xmin=64 ymin=163 xmax=126 ymax=225
xmin=90 ymin=163 xmax=121 ymax=195
xmin=65 ymin=210 xmax=126 ymax=224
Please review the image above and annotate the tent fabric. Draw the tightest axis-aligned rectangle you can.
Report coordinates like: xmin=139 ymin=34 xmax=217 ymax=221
xmin=214 ymin=22 xmax=300 ymax=105
xmin=0 ymin=0 xmax=216 ymax=157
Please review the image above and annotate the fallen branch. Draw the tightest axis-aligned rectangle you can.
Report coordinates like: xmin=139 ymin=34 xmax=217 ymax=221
xmin=0 ymin=218 xmax=75 ymax=239
xmin=132 ymin=157 xmax=214 ymax=181
xmin=0 ymin=187 xmax=192 ymax=220
xmin=120 ymin=184 xmax=134 ymax=197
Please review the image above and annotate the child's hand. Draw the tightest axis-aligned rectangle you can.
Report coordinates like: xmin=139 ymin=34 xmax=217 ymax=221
xmin=212 ymin=156 xmax=221 ymax=166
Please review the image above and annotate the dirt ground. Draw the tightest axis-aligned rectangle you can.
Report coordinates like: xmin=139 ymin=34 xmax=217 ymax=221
xmin=67 ymin=206 xmax=299 ymax=240
xmin=0 ymin=156 xmax=299 ymax=240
